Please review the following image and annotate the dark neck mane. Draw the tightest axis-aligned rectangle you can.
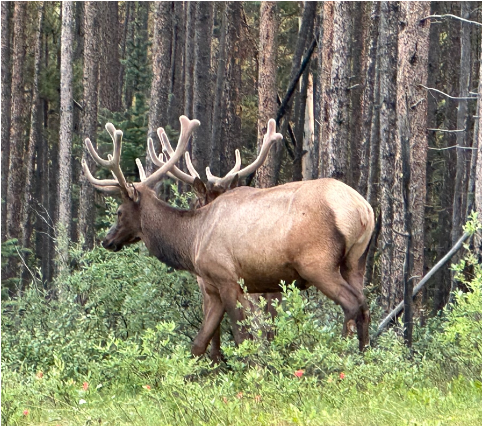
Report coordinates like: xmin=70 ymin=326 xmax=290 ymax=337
xmin=139 ymin=192 xmax=204 ymax=272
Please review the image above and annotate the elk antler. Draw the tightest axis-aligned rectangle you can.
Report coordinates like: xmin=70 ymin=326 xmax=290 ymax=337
xmin=82 ymin=123 xmax=134 ymax=197
xmin=83 ymin=116 xmax=199 ymax=197
xmin=142 ymin=116 xmax=200 ymax=187
xmin=206 ymin=118 xmax=282 ymax=187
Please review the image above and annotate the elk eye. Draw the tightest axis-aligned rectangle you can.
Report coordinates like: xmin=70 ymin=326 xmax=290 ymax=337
xmin=117 ymin=211 xmax=122 ymax=218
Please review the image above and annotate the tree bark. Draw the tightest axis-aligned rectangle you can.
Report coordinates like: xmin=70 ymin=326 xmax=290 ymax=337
xmin=168 ymin=1 xmax=185 ymax=127
xmin=222 ymin=1 xmax=244 ymax=177
xmin=57 ymin=1 xmax=74 ymax=273
xmin=301 ymin=73 xmax=315 ymax=180
xmin=397 ymin=1 xmax=431 ymax=345
xmin=256 ymin=1 xmax=279 ymax=188
xmin=21 ymin=2 xmax=44 ymax=255
xmin=147 ymin=1 xmax=172 ymax=176
xmin=358 ymin=1 xmax=380 ymax=197
xmin=325 ymin=1 xmax=352 ymax=183
xmin=475 ymin=38 xmax=482 ymax=259
xmin=1 ymin=1 xmax=12 ymax=242
xmin=292 ymin=2 xmax=316 ymax=182
xmin=192 ymin=1 xmax=214 ymax=181
xmin=6 ymin=2 xmax=27 ymax=243
xmin=318 ymin=1 xmax=334 ymax=178
xmin=184 ymin=2 xmax=196 ymax=119
xmin=78 ymin=1 xmax=100 ymax=250
xmin=98 ymin=1 xmax=122 ymax=112
xmin=450 ymin=2 xmax=472 ymax=301
xmin=378 ymin=1 xmax=400 ymax=313
xmin=210 ymin=2 xmax=227 ymax=177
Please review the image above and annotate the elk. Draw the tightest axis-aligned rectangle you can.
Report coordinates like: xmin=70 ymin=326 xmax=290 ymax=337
xmin=148 ymin=123 xmax=282 ymax=360
xmin=82 ymin=116 xmax=375 ymax=353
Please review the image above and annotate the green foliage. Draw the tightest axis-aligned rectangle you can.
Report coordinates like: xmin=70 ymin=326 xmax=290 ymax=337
xmin=2 ymin=231 xmax=482 ymax=424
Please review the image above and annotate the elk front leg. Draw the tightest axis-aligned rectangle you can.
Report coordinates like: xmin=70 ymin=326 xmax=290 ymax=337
xmin=219 ymin=285 xmax=250 ymax=345
xmin=191 ymin=290 xmax=225 ymax=358
xmin=197 ymin=277 xmax=223 ymax=362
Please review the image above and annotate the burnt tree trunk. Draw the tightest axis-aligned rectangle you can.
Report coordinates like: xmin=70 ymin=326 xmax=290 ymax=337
xmin=256 ymin=1 xmax=279 ymax=188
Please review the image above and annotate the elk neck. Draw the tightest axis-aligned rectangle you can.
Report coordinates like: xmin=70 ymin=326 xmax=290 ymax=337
xmin=137 ymin=188 xmax=205 ymax=272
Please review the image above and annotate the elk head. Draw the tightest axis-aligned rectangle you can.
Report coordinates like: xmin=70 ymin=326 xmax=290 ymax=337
xmin=82 ymin=116 xmax=200 ymax=251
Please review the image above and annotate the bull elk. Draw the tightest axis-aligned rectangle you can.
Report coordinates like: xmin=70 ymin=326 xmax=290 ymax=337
xmin=82 ymin=116 xmax=375 ymax=353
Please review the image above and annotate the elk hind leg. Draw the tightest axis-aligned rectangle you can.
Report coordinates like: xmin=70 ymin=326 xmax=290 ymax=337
xmin=299 ymin=265 xmax=366 ymax=345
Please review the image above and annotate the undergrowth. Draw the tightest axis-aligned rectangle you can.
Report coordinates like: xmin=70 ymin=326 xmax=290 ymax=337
xmin=2 ymin=218 xmax=482 ymax=425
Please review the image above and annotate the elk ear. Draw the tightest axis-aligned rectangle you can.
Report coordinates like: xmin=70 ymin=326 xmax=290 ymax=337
xmin=130 ymin=185 xmax=141 ymax=204
xmin=192 ymin=177 xmax=207 ymax=198
xmin=229 ymin=174 xmax=239 ymax=190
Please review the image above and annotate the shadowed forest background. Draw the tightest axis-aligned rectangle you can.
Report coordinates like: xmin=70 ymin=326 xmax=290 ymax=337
xmin=2 ymin=2 xmax=482 ymax=425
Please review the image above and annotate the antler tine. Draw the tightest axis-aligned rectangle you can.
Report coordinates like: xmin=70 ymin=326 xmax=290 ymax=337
xmin=84 ymin=123 xmax=132 ymax=195
xmin=136 ymin=158 xmax=147 ymax=182
xmin=81 ymin=158 xmax=121 ymax=195
xmin=206 ymin=118 xmax=282 ymax=186
xmin=148 ymin=136 xmax=196 ymax=185
xmin=142 ymin=116 xmax=200 ymax=188
xmin=185 ymin=152 xmax=200 ymax=179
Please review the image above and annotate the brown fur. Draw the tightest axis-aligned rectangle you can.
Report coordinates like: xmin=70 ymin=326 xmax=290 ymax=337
xmin=103 ymin=178 xmax=374 ymax=353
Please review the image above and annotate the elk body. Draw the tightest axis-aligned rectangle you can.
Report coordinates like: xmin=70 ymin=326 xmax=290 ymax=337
xmin=83 ymin=116 xmax=375 ymax=354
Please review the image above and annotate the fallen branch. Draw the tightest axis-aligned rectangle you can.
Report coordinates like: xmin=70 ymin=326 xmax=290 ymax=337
xmin=374 ymin=231 xmax=471 ymax=338
xmin=423 ymin=14 xmax=482 ymax=27
xmin=428 ymin=144 xmax=477 ymax=151
xmin=419 ymin=84 xmax=477 ymax=100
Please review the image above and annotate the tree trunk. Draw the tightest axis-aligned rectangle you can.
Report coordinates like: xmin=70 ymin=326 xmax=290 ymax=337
xmin=210 ymin=2 xmax=227 ymax=177
xmin=21 ymin=2 xmax=44 ymax=255
xmin=222 ymin=1 xmax=244 ymax=177
xmin=1 ymin=1 xmax=12 ymax=242
xmin=168 ymin=1 xmax=185 ymax=128
xmin=57 ymin=1 xmax=74 ymax=274
xmin=378 ymin=1 xmax=400 ymax=313
xmin=256 ymin=1 xmax=279 ymax=188
xmin=325 ymin=1 xmax=352 ymax=183
xmin=475 ymin=38 xmax=482 ymax=259
xmin=292 ymin=2 xmax=316 ymax=182
xmin=98 ymin=1 xmax=122 ymax=112
xmin=192 ymin=1 xmax=214 ymax=181
xmin=78 ymin=1 xmax=99 ymax=250
xmin=147 ymin=1 xmax=172 ymax=176
xmin=318 ymin=1 xmax=334 ymax=178
xmin=358 ymin=1 xmax=380 ymax=197
xmin=6 ymin=1 xmax=27 ymax=243
xmin=450 ymin=2 xmax=472 ymax=300
xmin=396 ymin=1 xmax=431 ymax=345
xmin=348 ymin=1 xmax=366 ymax=189
xmin=184 ymin=2 xmax=196 ymax=119
xmin=301 ymin=73 xmax=315 ymax=180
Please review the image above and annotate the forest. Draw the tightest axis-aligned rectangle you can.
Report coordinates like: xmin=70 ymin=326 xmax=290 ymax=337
xmin=2 ymin=1 xmax=482 ymax=425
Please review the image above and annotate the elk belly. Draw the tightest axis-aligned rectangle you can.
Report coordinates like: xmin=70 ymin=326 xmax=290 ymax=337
xmin=239 ymin=265 xmax=307 ymax=293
